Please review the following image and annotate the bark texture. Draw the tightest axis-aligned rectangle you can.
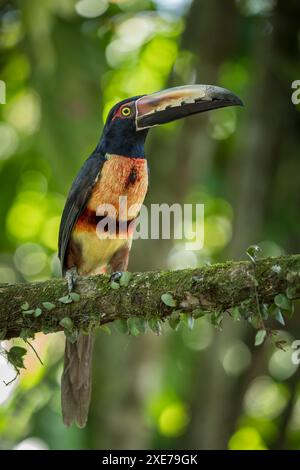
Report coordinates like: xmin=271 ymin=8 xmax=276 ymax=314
xmin=0 ymin=255 xmax=299 ymax=340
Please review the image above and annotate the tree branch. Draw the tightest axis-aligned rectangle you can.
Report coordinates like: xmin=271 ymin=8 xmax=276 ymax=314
xmin=1 ymin=255 xmax=299 ymax=340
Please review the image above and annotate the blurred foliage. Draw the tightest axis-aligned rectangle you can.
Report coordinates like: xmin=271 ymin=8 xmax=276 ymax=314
xmin=0 ymin=0 xmax=300 ymax=450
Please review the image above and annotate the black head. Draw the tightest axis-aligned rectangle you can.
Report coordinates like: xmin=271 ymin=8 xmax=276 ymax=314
xmin=97 ymin=86 xmax=243 ymax=159
xmin=98 ymin=96 xmax=149 ymax=158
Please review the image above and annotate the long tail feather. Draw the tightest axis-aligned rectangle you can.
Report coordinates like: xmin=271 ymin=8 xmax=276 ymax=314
xmin=61 ymin=333 xmax=93 ymax=427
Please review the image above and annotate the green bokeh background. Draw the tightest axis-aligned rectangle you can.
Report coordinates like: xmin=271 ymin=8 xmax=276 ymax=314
xmin=0 ymin=0 xmax=299 ymax=450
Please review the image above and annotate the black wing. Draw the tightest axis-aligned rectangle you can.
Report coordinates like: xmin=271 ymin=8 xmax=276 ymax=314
xmin=58 ymin=152 xmax=105 ymax=275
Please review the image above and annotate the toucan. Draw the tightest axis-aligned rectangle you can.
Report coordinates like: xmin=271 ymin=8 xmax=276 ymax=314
xmin=58 ymin=84 xmax=243 ymax=427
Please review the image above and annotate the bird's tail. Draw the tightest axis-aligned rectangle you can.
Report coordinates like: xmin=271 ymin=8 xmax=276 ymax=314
xmin=61 ymin=333 xmax=94 ymax=427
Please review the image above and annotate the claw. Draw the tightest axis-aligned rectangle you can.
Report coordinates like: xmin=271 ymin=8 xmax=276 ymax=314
xmin=66 ymin=267 xmax=78 ymax=293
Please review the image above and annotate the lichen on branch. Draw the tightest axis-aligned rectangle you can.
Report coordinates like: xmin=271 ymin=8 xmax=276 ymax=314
xmin=0 ymin=254 xmax=299 ymax=342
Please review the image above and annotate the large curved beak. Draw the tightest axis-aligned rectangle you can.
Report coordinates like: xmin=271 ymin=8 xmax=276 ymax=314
xmin=135 ymin=84 xmax=243 ymax=131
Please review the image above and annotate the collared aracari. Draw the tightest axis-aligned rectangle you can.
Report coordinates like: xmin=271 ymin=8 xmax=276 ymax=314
xmin=58 ymin=84 xmax=242 ymax=427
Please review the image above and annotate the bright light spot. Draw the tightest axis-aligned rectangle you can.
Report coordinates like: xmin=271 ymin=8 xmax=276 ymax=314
xmin=14 ymin=243 xmax=47 ymax=276
xmin=142 ymin=37 xmax=178 ymax=73
xmin=204 ymin=216 xmax=232 ymax=252
xmin=159 ymin=402 xmax=189 ymax=437
xmin=128 ymin=17 xmax=156 ymax=40
xmin=118 ymin=17 xmax=155 ymax=48
xmin=120 ymin=63 xmax=162 ymax=96
xmin=268 ymin=348 xmax=298 ymax=381
xmin=244 ymin=376 xmax=288 ymax=419
xmin=6 ymin=192 xmax=45 ymax=241
xmin=182 ymin=317 xmax=213 ymax=351
xmin=0 ymin=353 xmax=18 ymax=404
xmin=228 ymin=427 xmax=267 ymax=450
xmin=0 ymin=122 xmax=19 ymax=160
xmin=204 ymin=197 xmax=234 ymax=220
xmin=208 ymin=108 xmax=237 ymax=140
xmin=14 ymin=437 xmax=49 ymax=450
xmin=154 ymin=0 xmax=191 ymax=13
xmin=4 ymin=91 xmax=41 ymax=134
xmin=102 ymin=35 xmax=178 ymax=119
xmin=236 ymin=0 xmax=276 ymax=16
xmin=2 ymin=54 xmax=30 ymax=84
xmin=105 ymin=40 xmax=137 ymax=68
xmin=6 ymin=190 xmax=62 ymax=244
xmin=167 ymin=245 xmax=198 ymax=269
xmin=75 ymin=0 xmax=108 ymax=18
xmin=222 ymin=340 xmax=251 ymax=376
xmin=0 ymin=265 xmax=16 ymax=283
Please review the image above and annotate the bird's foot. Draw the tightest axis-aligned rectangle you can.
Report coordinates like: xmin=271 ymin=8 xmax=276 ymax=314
xmin=109 ymin=271 xmax=123 ymax=283
xmin=66 ymin=267 xmax=78 ymax=293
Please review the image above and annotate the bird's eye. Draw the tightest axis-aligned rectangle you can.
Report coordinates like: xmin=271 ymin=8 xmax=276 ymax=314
xmin=121 ymin=106 xmax=131 ymax=117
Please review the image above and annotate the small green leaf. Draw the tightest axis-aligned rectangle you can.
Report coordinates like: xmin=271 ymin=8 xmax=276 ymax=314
xmin=127 ymin=317 xmax=146 ymax=336
xmin=21 ymin=302 xmax=30 ymax=311
xmin=70 ymin=292 xmax=80 ymax=302
xmin=286 ymin=271 xmax=297 ymax=283
xmin=148 ymin=317 xmax=162 ymax=336
xmin=168 ymin=311 xmax=180 ymax=331
xmin=161 ymin=293 xmax=177 ymax=308
xmin=22 ymin=309 xmax=35 ymax=316
xmin=59 ymin=317 xmax=74 ymax=331
xmin=261 ymin=303 xmax=269 ymax=320
xmin=110 ymin=281 xmax=120 ymax=290
xmin=58 ymin=295 xmax=73 ymax=304
xmin=231 ymin=306 xmax=241 ymax=322
xmin=99 ymin=325 xmax=111 ymax=335
xmin=20 ymin=328 xmax=35 ymax=341
xmin=255 ymin=329 xmax=267 ymax=346
xmin=211 ymin=310 xmax=224 ymax=330
xmin=286 ymin=287 xmax=297 ymax=299
xmin=274 ymin=294 xmax=291 ymax=311
xmin=119 ymin=271 xmax=132 ymax=287
xmin=114 ymin=319 xmax=129 ymax=334
xmin=274 ymin=308 xmax=285 ymax=326
xmin=42 ymin=302 xmax=56 ymax=311
xmin=41 ymin=325 xmax=54 ymax=334
xmin=7 ymin=346 xmax=27 ymax=369
xmin=34 ymin=307 xmax=42 ymax=317
xmin=246 ymin=244 xmax=261 ymax=263
xmin=248 ymin=315 xmax=262 ymax=329
xmin=192 ymin=309 xmax=205 ymax=319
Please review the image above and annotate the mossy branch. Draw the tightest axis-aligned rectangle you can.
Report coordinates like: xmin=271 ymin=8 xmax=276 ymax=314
xmin=0 ymin=255 xmax=299 ymax=341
